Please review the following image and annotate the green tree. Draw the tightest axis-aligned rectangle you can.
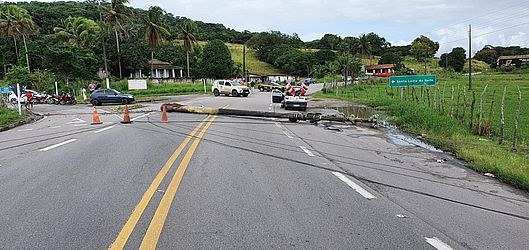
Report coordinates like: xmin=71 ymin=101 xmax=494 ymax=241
xmin=439 ymin=47 xmax=466 ymax=72
xmin=104 ymin=0 xmax=131 ymax=79
xmin=198 ymin=39 xmax=233 ymax=79
xmin=319 ymin=34 xmax=341 ymax=50
xmin=336 ymin=53 xmax=362 ymax=86
xmin=474 ymin=47 xmax=498 ymax=65
xmin=145 ymin=6 xmax=170 ymax=77
xmin=410 ymin=35 xmax=439 ymax=62
xmin=356 ymin=34 xmax=372 ymax=58
xmin=177 ymin=19 xmax=198 ymax=78
xmin=379 ymin=51 xmax=403 ymax=70
xmin=53 ymin=16 xmax=100 ymax=46
xmin=0 ymin=5 xmax=37 ymax=73
xmin=325 ymin=61 xmax=338 ymax=86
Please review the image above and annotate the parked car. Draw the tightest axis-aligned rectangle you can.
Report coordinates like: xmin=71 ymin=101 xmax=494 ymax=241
xmin=90 ymin=89 xmax=135 ymax=106
xmin=271 ymin=89 xmax=284 ymax=103
xmin=212 ymin=80 xmax=250 ymax=97
xmin=9 ymin=91 xmax=27 ymax=104
xmin=301 ymin=78 xmax=315 ymax=86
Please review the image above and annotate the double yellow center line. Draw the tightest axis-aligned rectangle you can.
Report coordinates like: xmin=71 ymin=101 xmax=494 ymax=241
xmin=110 ymin=112 xmax=220 ymax=249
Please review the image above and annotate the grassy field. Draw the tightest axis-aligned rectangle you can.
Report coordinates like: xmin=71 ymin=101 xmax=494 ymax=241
xmin=0 ymin=107 xmax=24 ymax=128
xmin=226 ymin=43 xmax=283 ymax=75
xmin=316 ymin=72 xmax=529 ymax=190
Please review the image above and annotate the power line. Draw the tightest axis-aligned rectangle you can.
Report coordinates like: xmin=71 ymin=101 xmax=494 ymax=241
xmin=439 ymin=20 xmax=529 ymax=46
xmin=429 ymin=0 xmax=529 ymax=34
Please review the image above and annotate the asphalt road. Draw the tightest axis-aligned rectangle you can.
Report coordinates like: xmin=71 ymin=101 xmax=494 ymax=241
xmin=1 ymin=84 xmax=528 ymax=249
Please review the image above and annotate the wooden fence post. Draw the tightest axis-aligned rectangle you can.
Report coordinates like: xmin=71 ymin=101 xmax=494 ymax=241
xmin=450 ymin=84 xmax=455 ymax=117
xmin=512 ymin=86 xmax=522 ymax=151
xmin=478 ymin=84 xmax=488 ymax=135
xmin=462 ymin=88 xmax=467 ymax=122
xmin=499 ymin=86 xmax=506 ymax=145
xmin=456 ymin=83 xmax=461 ymax=118
xmin=434 ymin=85 xmax=439 ymax=111
xmin=441 ymin=84 xmax=446 ymax=114
xmin=488 ymin=89 xmax=496 ymax=136
xmin=470 ymin=91 xmax=476 ymax=131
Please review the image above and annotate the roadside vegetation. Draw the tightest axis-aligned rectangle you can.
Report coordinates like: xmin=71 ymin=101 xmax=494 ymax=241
xmin=316 ymin=72 xmax=529 ymax=190
xmin=0 ymin=107 xmax=24 ymax=128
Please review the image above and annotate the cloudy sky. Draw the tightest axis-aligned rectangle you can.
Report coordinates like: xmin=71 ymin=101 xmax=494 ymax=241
xmin=7 ymin=0 xmax=529 ymax=55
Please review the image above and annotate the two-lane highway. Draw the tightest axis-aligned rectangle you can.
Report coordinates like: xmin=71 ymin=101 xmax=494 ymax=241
xmin=1 ymin=86 xmax=528 ymax=249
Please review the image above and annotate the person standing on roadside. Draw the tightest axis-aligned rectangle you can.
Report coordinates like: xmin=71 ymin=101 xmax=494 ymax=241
xmin=24 ymin=91 xmax=33 ymax=110
xmin=88 ymin=82 xmax=96 ymax=94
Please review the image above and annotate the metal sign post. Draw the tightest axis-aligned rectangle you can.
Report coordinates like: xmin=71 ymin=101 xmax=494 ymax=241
xmin=203 ymin=79 xmax=207 ymax=94
xmin=54 ymin=81 xmax=58 ymax=95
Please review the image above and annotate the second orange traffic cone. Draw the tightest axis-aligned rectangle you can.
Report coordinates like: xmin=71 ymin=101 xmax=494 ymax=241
xmin=121 ymin=104 xmax=132 ymax=124
xmin=161 ymin=105 xmax=168 ymax=123
xmin=91 ymin=107 xmax=102 ymax=125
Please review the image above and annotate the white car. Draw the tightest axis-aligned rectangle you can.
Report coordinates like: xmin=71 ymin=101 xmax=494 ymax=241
xmin=9 ymin=91 xmax=27 ymax=104
xmin=211 ymin=80 xmax=250 ymax=97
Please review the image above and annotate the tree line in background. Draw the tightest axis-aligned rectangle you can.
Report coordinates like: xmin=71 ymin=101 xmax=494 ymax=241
xmin=0 ymin=0 xmax=238 ymax=92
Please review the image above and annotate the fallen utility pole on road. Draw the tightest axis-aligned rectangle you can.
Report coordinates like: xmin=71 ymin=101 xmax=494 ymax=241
xmin=162 ymin=103 xmax=377 ymax=124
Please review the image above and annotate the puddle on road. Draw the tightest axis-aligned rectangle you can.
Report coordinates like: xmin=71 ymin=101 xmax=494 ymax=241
xmin=385 ymin=126 xmax=443 ymax=152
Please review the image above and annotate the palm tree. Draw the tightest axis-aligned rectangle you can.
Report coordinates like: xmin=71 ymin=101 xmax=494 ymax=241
xmin=0 ymin=5 xmax=36 ymax=73
xmin=356 ymin=34 xmax=372 ymax=59
xmin=54 ymin=16 xmax=101 ymax=46
xmin=144 ymin=6 xmax=170 ymax=78
xmin=325 ymin=61 xmax=337 ymax=90
xmin=104 ymin=0 xmax=131 ymax=79
xmin=177 ymin=19 xmax=198 ymax=78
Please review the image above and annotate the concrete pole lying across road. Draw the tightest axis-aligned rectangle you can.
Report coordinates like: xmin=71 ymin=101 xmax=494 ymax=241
xmin=162 ymin=103 xmax=377 ymax=124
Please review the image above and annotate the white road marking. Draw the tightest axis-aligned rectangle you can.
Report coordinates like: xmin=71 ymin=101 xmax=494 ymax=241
xmin=332 ymin=172 xmax=377 ymax=200
xmin=425 ymin=237 xmax=454 ymax=250
xmin=299 ymin=146 xmax=315 ymax=156
xmin=99 ymin=109 xmax=110 ymax=113
xmin=94 ymin=125 xmax=115 ymax=134
xmin=67 ymin=121 xmax=84 ymax=124
xmin=114 ymin=114 xmax=123 ymax=120
xmin=74 ymin=124 xmax=87 ymax=127
xmin=39 ymin=139 xmax=76 ymax=152
xmin=283 ymin=131 xmax=294 ymax=139
xmin=131 ymin=112 xmax=152 ymax=121
xmin=50 ymin=126 xmax=61 ymax=129
xmin=17 ymin=128 xmax=33 ymax=132
xmin=75 ymin=118 xmax=86 ymax=123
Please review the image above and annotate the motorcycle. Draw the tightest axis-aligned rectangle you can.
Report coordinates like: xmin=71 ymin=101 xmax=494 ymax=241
xmin=59 ymin=93 xmax=77 ymax=105
xmin=50 ymin=94 xmax=61 ymax=104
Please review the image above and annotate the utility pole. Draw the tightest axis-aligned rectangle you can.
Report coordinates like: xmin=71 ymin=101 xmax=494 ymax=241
xmin=98 ymin=0 xmax=109 ymax=79
xmin=468 ymin=24 xmax=472 ymax=90
xmin=424 ymin=50 xmax=428 ymax=75
xmin=242 ymin=45 xmax=246 ymax=81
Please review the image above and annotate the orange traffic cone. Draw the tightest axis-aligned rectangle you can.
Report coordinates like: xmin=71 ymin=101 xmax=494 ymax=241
xmin=161 ymin=105 xmax=168 ymax=123
xmin=121 ymin=104 xmax=132 ymax=124
xmin=91 ymin=107 xmax=102 ymax=125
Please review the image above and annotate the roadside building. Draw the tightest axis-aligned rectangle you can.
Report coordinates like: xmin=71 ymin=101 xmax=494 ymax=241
xmin=131 ymin=59 xmax=184 ymax=83
xmin=497 ymin=55 xmax=529 ymax=67
xmin=263 ymin=73 xmax=295 ymax=83
xmin=247 ymin=73 xmax=263 ymax=83
xmin=365 ymin=64 xmax=396 ymax=77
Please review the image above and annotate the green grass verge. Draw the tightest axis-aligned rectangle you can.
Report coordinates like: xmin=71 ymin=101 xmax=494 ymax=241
xmin=316 ymin=73 xmax=529 ymax=190
xmin=0 ymin=107 xmax=25 ymax=128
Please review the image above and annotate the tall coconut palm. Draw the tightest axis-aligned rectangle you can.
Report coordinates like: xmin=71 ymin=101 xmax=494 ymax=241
xmin=356 ymin=34 xmax=372 ymax=59
xmin=325 ymin=61 xmax=337 ymax=89
xmin=0 ymin=5 xmax=36 ymax=73
xmin=54 ymin=16 xmax=101 ymax=46
xmin=144 ymin=6 xmax=170 ymax=78
xmin=177 ymin=19 xmax=198 ymax=78
xmin=104 ymin=0 xmax=131 ymax=79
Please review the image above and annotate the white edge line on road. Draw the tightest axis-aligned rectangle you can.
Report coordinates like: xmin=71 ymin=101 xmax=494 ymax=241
xmin=75 ymin=118 xmax=86 ymax=123
xmin=99 ymin=109 xmax=110 ymax=113
xmin=74 ymin=124 xmax=88 ymax=127
xmin=425 ymin=237 xmax=454 ymax=250
xmin=131 ymin=112 xmax=153 ymax=121
xmin=94 ymin=125 xmax=115 ymax=134
xmin=332 ymin=172 xmax=377 ymax=200
xmin=67 ymin=121 xmax=84 ymax=124
xmin=299 ymin=146 xmax=315 ymax=156
xmin=39 ymin=139 xmax=77 ymax=152
xmin=283 ymin=131 xmax=294 ymax=139
xmin=17 ymin=128 xmax=33 ymax=132
xmin=114 ymin=114 xmax=123 ymax=120
xmin=50 ymin=126 xmax=61 ymax=129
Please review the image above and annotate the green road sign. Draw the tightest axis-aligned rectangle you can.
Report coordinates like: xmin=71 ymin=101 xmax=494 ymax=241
xmin=389 ymin=75 xmax=437 ymax=87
